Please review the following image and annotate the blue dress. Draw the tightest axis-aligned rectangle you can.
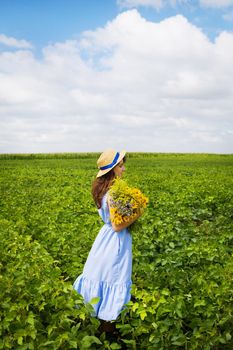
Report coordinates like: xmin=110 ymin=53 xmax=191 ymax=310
xmin=73 ymin=193 xmax=132 ymax=321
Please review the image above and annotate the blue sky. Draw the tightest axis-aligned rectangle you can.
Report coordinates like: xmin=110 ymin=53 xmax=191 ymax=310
xmin=1 ymin=0 xmax=233 ymax=48
xmin=0 ymin=0 xmax=233 ymax=153
xmin=0 ymin=0 xmax=119 ymax=51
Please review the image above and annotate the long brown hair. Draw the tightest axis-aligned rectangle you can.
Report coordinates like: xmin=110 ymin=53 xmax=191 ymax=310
xmin=92 ymin=170 xmax=115 ymax=209
xmin=92 ymin=156 xmax=126 ymax=209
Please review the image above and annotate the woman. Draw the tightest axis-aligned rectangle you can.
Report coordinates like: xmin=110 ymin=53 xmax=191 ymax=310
xmin=73 ymin=149 xmax=143 ymax=327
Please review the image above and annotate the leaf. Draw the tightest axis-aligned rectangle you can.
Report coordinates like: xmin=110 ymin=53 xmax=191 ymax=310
xmin=69 ymin=340 xmax=78 ymax=348
xmin=26 ymin=312 xmax=35 ymax=326
xmin=219 ymin=337 xmax=227 ymax=344
xmin=169 ymin=242 xmax=175 ymax=249
xmin=89 ymin=297 xmax=100 ymax=305
xmin=139 ymin=310 xmax=147 ymax=320
xmin=132 ymin=302 xmax=139 ymax=312
xmin=79 ymin=312 xmax=86 ymax=320
xmin=81 ymin=335 xmax=102 ymax=348
xmin=161 ymin=289 xmax=170 ymax=296
xmin=39 ymin=340 xmax=55 ymax=348
xmin=110 ymin=343 xmax=122 ymax=349
xmin=176 ymin=309 xmax=183 ymax=318
xmin=171 ymin=334 xmax=186 ymax=345
xmin=122 ymin=339 xmax=136 ymax=347
xmin=17 ymin=336 xmax=23 ymax=345
xmin=47 ymin=325 xmax=57 ymax=336
xmin=194 ymin=300 xmax=206 ymax=308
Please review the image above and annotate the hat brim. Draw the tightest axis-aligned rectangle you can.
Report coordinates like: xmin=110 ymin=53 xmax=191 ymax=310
xmin=96 ymin=150 xmax=126 ymax=178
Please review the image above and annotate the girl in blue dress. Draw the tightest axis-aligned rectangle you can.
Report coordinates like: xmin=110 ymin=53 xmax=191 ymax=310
xmin=73 ymin=149 xmax=143 ymax=331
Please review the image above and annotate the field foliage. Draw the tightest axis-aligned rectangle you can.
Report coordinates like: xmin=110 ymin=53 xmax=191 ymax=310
xmin=0 ymin=153 xmax=233 ymax=349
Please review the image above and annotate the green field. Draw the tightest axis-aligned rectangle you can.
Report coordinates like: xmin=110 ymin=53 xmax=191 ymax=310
xmin=0 ymin=153 xmax=233 ymax=349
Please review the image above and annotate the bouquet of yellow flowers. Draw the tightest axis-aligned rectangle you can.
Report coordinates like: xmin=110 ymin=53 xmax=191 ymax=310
xmin=108 ymin=178 xmax=148 ymax=225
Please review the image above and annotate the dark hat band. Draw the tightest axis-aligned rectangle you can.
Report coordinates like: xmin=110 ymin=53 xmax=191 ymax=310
xmin=99 ymin=152 xmax=120 ymax=170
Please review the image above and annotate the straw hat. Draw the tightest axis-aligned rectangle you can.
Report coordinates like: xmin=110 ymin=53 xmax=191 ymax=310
xmin=96 ymin=149 xmax=126 ymax=178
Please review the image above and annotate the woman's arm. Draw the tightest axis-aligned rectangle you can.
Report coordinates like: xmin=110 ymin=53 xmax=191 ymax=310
xmin=107 ymin=196 xmax=143 ymax=232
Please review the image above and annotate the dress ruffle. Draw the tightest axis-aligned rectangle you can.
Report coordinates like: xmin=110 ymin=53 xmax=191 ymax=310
xmin=73 ymin=274 xmax=132 ymax=321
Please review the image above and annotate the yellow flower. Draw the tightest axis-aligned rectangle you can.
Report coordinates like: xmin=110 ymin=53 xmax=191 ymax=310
xmin=109 ymin=178 xmax=148 ymax=224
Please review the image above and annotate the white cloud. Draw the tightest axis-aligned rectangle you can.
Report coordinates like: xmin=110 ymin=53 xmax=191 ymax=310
xmin=199 ymin=0 xmax=233 ymax=7
xmin=0 ymin=34 xmax=32 ymax=49
xmin=118 ymin=0 xmax=233 ymax=8
xmin=118 ymin=0 xmax=233 ymax=10
xmin=118 ymin=0 xmax=163 ymax=9
xmin=0 ymin=10 xmax=233 ymax=153
xmin=117 ymin=0 xmax=187 ymax=9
